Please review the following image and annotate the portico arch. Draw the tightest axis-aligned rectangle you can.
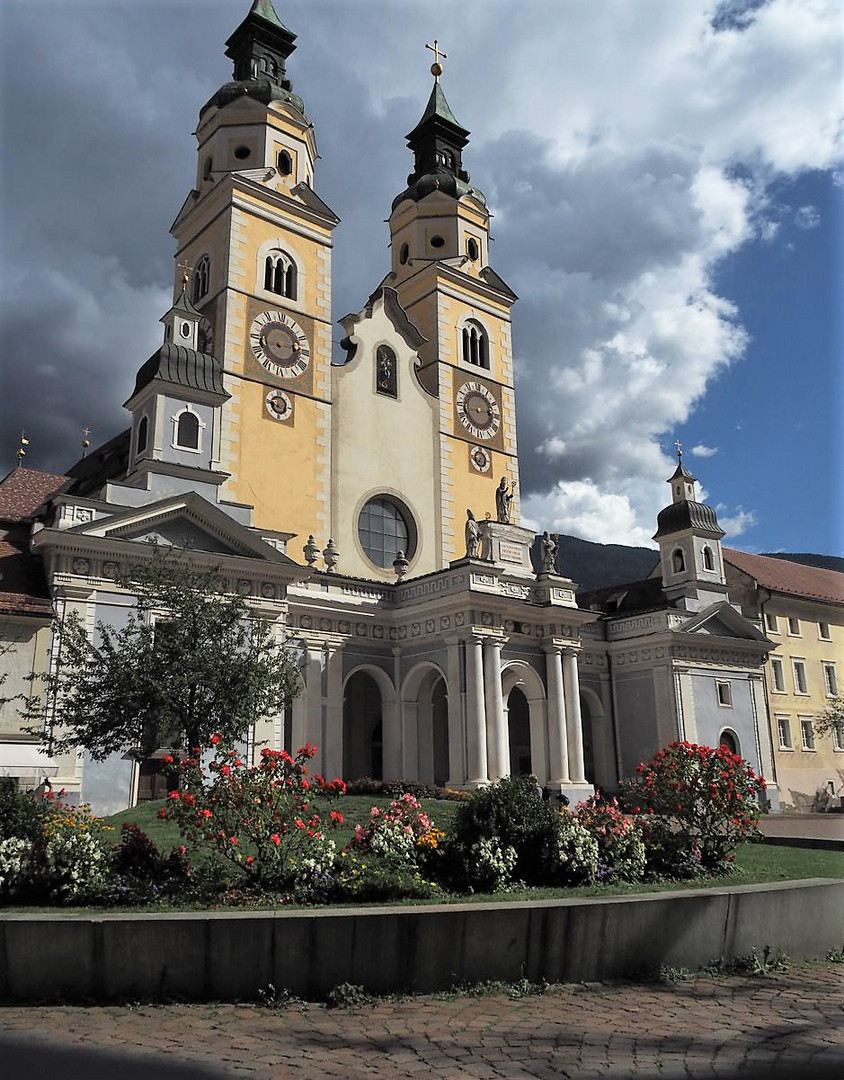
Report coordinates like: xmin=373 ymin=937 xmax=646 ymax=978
xmin=501 ymin=661 xmax=549 ymax=786
xmin=343 ymin=664 xmax=399 ymax=781
xmin=579 ymin=684 xmax=616 ymax=791
xmin=401 ymin=662 xmax=449 ymax=785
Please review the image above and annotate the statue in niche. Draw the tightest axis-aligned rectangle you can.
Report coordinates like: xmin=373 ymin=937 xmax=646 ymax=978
xmin=465 ymin=509 xmax=481 ymax=559
xmin=540 ymin=531 xmax=559 ymax=574
xmin=495 ymin=476 xmax=516 ymax=523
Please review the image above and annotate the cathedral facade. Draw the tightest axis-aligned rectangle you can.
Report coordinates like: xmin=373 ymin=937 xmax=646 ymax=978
xmin=0 ymin=2 xmax=783 ymax=814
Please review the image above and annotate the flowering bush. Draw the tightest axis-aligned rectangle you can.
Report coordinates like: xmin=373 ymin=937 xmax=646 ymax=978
xmin=542 ymin=810 xmax=598 ymax=886
xmin=163 ymin=741 xmax=345 ymax=893
xmin=0 ymin=789 xmax=114 ymax=904
xmin=575 ymin=797 xmax=645 ymax=883
xmin=348 ymin=793 xmax=435 ymax=868
xmin=625 ymin=741 xmax=767 ymax=875
xmin=329 ymin=848 xmax=440 ymax=902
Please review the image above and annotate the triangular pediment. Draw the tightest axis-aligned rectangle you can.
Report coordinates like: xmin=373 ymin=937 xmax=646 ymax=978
xmin=70 ymin=492 xmax=299 ymax=566
xmin=675 ymin=602 xmax=769 ymax=643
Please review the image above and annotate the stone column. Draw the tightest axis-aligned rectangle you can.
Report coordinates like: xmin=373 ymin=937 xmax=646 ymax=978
xmin=323 ymin=643 xmax=344 ymax=780
xmin=465 ymin=636 xmax=488 ymax=785
xmin=563 ymin=648 xmax=586 ymax=783
xmin=484 ymin=638 xmax=508 ymax=780
xmin=445 ymin=637 xmax=466 ymax=787
xmin=293 ymin=640 xmax=323 ymax=764
xmin=545 ymin=643 xmax=570 ymax=785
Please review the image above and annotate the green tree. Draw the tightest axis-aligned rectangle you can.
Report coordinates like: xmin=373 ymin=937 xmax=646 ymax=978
xmin=35 ymin=548 xmax=301 ymax=760
xmin=815 ymin=696 xmax=844 ymax=741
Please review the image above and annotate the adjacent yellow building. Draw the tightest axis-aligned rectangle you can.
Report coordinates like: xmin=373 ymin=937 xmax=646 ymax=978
xmin=725 ymin=550 xmax=844 ymax=809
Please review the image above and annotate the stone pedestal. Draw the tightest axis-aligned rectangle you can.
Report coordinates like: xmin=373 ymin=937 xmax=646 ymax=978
xmin=480 ymin=521 xmax=536 ymax=574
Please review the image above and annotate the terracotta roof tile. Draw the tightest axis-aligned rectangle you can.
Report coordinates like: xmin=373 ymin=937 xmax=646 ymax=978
xmin=0 ymin=532 xmax=53 ymax=617
xmin=0 ymin=466 xmax=71 ymax=523
xmin=724 ymin=548 xmax=844 ymax=605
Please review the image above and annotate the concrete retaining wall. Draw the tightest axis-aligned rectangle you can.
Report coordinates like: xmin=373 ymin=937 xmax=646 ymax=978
xmin=1 ymin=878 xmax=842 ymax=1002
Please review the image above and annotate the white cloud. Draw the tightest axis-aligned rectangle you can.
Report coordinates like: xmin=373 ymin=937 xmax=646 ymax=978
xmin=0 ymin=0 xmax=839 ymax=551
xmin=691 ymin=444 xmax=719 ymax=458
xmin=717 ymin=506 xmax=760 ymax=537
xmin=794 ymin=204 xmax=821 ymax=229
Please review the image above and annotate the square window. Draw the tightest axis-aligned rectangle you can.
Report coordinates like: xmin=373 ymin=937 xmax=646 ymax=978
xmin=800 ymin=718 xmax=815 ymax=751
xmin=787 ymin=616 xmax=801 ymax=636
xmin=716 ymin=681 xmax=732 ymax=707
xmin=776 ymin=715 xmax=792 ymax=750
xmin=770 ymin=657 xmax=786 ymax=693
xmin=765 ymin=613 xmax=779 ymax=633
xmin=818 ymin=621 xmax=832 ymax=641
xmin=792 ymin=659 xmax=808 ymax=695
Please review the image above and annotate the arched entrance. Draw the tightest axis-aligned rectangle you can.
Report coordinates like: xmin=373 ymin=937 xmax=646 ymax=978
xmin=401 ymin=663 xmax=450 ymax=786
xmin=343 ymin=670 xmax=383 ymax=780
xmin=507 ymin=687 xmax=532 ymax=776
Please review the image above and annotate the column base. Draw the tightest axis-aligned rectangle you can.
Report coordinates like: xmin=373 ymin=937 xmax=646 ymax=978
xmin=544 ymin=781 xmax=595 ymax=808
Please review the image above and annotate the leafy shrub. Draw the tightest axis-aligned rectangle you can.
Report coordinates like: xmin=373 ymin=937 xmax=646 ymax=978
xmin=343 ymin=777 xmax=470 ymax=802
xmin=441 ymin=776 xmax=564 ymax=890
xmin=575 ymin=796 xmax=645 ymax=883
xmin=541 ymin=810 xmax=598 ymax=885
xmin=0 ymin=778 xmax=44 ymax=842
xmin=164 ymin=740 xmax=346 ymax=894
xmin=624 ymin=741 xmax=766 ymax=875
xmin=109 ymin=823 xmax=193 ymax=905
xmin=329 ymin=848 xmax=440 ymax=902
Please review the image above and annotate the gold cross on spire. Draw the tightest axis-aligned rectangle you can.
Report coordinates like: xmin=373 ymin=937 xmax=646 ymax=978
xmin=177 ymin=259 xmax=193 ymax=292
xmin=675 ymin=438 xmax=683 ymax=459
xmin=425 ymin=39 xmax=447 ymax=80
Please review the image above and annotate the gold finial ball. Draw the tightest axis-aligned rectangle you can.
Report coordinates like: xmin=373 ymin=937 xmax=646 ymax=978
xmin=430 ymin=61 xmax=442 ymax=78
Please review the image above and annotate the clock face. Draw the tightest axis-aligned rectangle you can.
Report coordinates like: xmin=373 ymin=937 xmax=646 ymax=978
xmin=265 ymin=388 xmax=293 ymax=421
xmin=470 ymin=445 xmax=491 ymax=473
xmin=456 ymin=380 xmax=500 ymax=440
xmin=249 ymin=310 xmax=310 ymax=378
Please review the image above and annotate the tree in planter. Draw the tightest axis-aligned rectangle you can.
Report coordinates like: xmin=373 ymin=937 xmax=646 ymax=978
xmin=33 ymin=547 xmax=301 ymax=761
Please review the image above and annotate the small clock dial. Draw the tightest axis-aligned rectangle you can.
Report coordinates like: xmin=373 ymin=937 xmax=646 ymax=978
xmin=470 ymin=445 xmax=491 ymax=473
xmin=249 ymin=310 xmax=310 ymax=378
xmin=456 ymin=380 xmax=500 ymax=440
xmin=265 ymin=388 xmax=293 ymax=421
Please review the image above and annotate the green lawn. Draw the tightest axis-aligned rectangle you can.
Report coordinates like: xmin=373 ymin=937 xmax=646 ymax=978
xmin=101 ymin=797 xmax=844 ymax=903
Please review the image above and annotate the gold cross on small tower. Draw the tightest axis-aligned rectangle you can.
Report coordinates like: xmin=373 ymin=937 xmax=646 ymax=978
xmin=82 ymin=427 xmax=91 ymax=456
xmin=425 ymin=39 xmax=447 ymax=80
xmin=675 ymin=438 xmax=683 ymax=460
xmin=177 ymin=259 xmax=193 ymax=292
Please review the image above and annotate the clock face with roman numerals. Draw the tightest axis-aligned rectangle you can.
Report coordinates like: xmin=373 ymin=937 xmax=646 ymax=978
xmin=249 ymin=310 xmax=310 ymax=378
xmin=456 ymin=380 xmax=500 ymax=440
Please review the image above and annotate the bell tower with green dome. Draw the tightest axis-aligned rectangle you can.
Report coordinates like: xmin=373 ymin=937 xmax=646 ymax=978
xmin=382 ymin=46 xmax=521 ymax=564
xmin=169 ymin=0 xmax=339 ymax=548
xmin=653 ymin=446 xmax=731 ymax=610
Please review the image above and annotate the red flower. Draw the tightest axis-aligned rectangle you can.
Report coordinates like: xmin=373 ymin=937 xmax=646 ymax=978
xmin=229 ymin=835 xmax=239 ymax=844
xmin=245 ymin=855 xmax=254 ymax=865
xmin=270 ymin=833 xmax=281 ymax=845
xmin=161 ymin=754 xmax=174 ymax=764
xmin=330 ymin=810 xmax=344 ymax=823
xmin=200 ymin=808 xmax=212 ymax=818
xmin=168 ymin=790 xmax=181 ymax=799
xmin=157 ymin=807 xmax=168 ymax=819
xmin=220 ymin=764 xmax=231 ymax=776
xmin=210 ymin=733 xmax=222 ymax=745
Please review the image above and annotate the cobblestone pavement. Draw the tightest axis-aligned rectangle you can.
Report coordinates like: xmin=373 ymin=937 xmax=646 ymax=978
xmin=1 ymin=962 xmax=842 ymax=1079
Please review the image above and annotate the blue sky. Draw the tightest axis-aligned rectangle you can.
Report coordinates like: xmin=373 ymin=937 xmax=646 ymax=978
xmin=677 ymin=167 xmax=842 ymax=553
xmin=0 ymin=0 xmax=841 ymax=555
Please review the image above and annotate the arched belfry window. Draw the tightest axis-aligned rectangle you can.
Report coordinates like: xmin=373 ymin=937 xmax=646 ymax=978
xmin=672 ymin=548 xmax=685 ymax=573
xmin=136 ymin=415 xmax=149 ymax=455
xmin=462 ymin=320 xmax=489 ymax=369
xmin=174 ymin=408 xmax=200 ymax=451
xmin=264 ymin=249 xmax=297 ymax=300
xmin=703 ymin=545 xmax=715 ymax=571
xmin=191 ymin=256 xmax=210 ymax=304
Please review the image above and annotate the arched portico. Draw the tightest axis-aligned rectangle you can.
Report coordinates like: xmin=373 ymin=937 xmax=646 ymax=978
xmin=501 ymin=662 xmax=549 ymax=786
xmin=343 ymin=664 xmax=399 ymax=781
xmin=401 ymin=662 xmax=450 ymax=786
xmin=579 ymin=684 xmax=616 ymax=791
